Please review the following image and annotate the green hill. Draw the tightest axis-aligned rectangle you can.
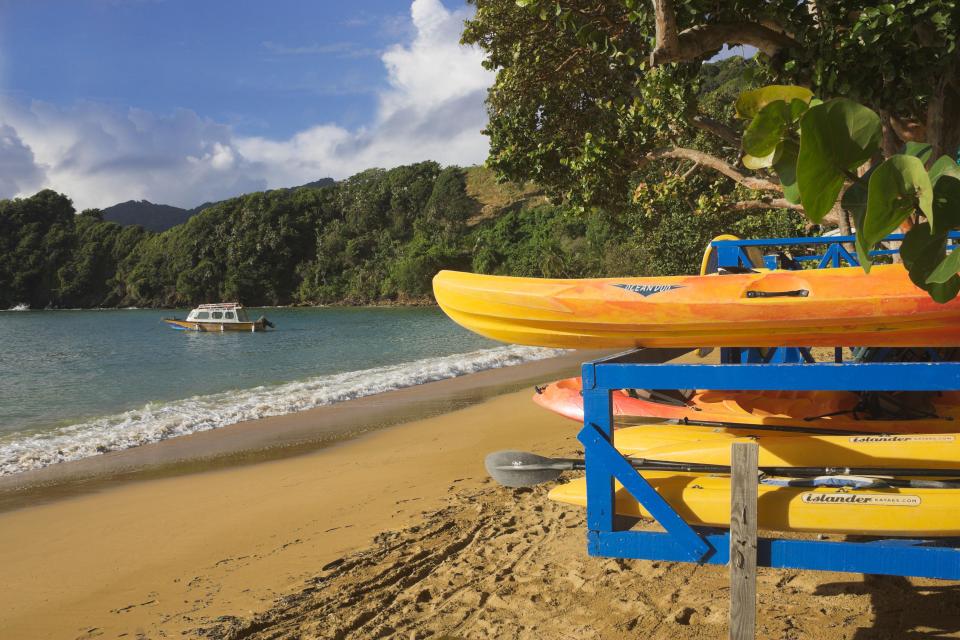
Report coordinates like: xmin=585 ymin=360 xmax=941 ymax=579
xmin=0 ymin=161 xmax=803 ymax=309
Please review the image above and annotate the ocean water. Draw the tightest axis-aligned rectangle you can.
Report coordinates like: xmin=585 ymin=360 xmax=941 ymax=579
xmin=0 ymin=307 xmax=562 ymax=475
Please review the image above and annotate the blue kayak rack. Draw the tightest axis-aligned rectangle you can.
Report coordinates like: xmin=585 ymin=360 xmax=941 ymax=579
xmin=578 ymin=235 xmax=960 ymax=580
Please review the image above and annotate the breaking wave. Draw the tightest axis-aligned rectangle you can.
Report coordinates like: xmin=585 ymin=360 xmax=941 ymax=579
xmin=0 ymin=345 xmax=565 ymax=475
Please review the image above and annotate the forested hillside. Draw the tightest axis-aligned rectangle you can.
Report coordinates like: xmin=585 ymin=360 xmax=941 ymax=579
xmin=0 ymin=58 xmax=808 ymax=310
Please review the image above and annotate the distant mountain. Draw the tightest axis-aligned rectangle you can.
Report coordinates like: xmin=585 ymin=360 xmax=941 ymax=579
xmin=101 ymin=200 xmax=194 ymax=232
xmin=298 ymin=177 xmax=336 ymax=190
xmin=101 ymin=177 xmax=337 ymax=232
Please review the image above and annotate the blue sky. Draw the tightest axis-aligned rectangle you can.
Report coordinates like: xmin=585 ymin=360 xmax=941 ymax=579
xmin=0 ymin=1 xmax=434 ymax=138
xmin=0 ymin=0 xmax=490 ymax=208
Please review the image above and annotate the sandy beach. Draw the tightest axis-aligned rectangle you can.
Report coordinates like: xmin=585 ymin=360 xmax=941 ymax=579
xmin=2 ymin=351 xmax=960 ymax=639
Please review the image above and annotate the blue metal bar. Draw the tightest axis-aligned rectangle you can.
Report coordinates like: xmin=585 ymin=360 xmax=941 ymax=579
xmin=711 ymin=232 xmax=960 ymax=248
xmin=579 ymin=350 xmax=960 ymax=579
xmin=579 ymin=423 xmax=710 ymax=561
xmin=591 ymin=362 xmax=960 ymax=392
xmin=582 ymin=388 xmax=615 ymax=533
xmin=588 ymin=531 xmax=960 ymax=580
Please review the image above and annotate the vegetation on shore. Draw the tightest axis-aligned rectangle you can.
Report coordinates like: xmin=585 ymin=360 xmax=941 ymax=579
xmin=0 ymin=58 xmax=805 ymax=310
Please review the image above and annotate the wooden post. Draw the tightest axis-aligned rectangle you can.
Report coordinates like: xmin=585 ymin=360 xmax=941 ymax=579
xmin=729 ymin=441 xmax=759 ymax=640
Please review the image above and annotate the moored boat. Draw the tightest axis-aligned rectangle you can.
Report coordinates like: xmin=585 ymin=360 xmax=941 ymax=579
xmin=163 ymin=303 xmax=273 ymax=333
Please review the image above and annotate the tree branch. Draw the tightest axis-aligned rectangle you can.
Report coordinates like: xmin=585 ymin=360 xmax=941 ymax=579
xmin=640 ymin=147 xmax=783 ymax=192
xmin=689 ymin=113 xmax=740 ymax=146
xmin=729 ymin=198 xmax=805 ymax=212
xmin=649 ymin=0 xmax=798 ymax=65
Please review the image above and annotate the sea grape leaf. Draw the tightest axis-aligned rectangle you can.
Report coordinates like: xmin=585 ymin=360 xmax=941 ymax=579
xmin=903 ymin=141 xmax=933 ymax=165
xmin=845 ymin=143 xmax=934 ymax=227
xmin=926 ymin=246 xmax=960 ymax=285
xmin=743 ymin=101 xmax=791 ymax=158
xmin=772 ymin=140 xmax=800 ymax=204
xmin=932 ymin=174 xmax=960 ymax=234
xmin=929 ymin=155 xmax=960 ymax=185
xmin=858 ymin=155 xmax=933 ymax=272
xmin=735 ymin=85 xmax=813 ymax=119
xmin=743 ymin=150 xmax=776 ymax=170
xmin=797 ymin=99 xmax=882 ymax=222
xmin=788 ymin=98 xmax=809 ymax=122
xmin=842 ymin=172 xmax=871 ymax=224
xmin=900 ymin=223 xmax=960 ymax=303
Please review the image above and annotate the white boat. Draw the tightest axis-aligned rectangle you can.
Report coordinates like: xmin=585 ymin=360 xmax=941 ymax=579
xmin=163 ymin=303 xmax=273 ymax=332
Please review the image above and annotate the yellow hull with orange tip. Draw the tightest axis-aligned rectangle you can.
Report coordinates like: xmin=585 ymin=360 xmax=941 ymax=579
xmin=548 ymin=426 xmax=960 ymax=536
xmin=432 ymin=266 xmax=960 ymax=349
xmin=548 ymin=473 xmax=960 ymax=536
xmin=612 ymin=425 xmax=960 ymax=468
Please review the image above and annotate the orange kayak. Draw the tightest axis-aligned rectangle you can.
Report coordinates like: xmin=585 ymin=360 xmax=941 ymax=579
xmin=433 ymin=266 xmax=960 ymax=348
xmin=533 ymin=377 xmax=960 ymax=434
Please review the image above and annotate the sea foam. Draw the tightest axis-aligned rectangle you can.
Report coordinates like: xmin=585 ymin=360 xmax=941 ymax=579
xmin=0 ymin=345 xmax=566 ymax=475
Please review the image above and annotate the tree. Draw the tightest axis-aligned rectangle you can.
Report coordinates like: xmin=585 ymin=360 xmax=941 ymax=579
xmin=736 ymin=85 xmax=960 ymax=301
xmin=463 ymin=1 xmax=959 ymax=228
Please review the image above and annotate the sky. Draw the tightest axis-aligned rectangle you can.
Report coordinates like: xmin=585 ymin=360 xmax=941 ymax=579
xmin=0 ymin=0 xmax=493 ymax=209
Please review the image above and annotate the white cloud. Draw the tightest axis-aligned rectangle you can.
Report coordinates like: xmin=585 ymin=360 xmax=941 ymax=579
xmin=0 ymin=99 xmax=268 ymax=209
xmin=236 ymin=0 xmax=493 ymax=189
xmin=0 ymin=124 xmax=47 ymax=196
xmin=0 ymin=0 xmax=493 ymax=210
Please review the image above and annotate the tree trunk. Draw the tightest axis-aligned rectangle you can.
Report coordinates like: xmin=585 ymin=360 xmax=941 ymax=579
xmin=879 ymin=110 xmax=903 ymax=158
xmin=927 ymin=61 xmax=960 ymax=162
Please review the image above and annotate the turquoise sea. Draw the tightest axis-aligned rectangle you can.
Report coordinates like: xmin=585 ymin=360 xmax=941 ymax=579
xmin=0 ymin=307 xmax=561 ymax=475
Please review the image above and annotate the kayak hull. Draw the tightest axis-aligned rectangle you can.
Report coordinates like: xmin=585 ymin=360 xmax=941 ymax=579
xmin=433 ymin=266 xmax=960 ymax=349
xmin=548 ymin=474 xmax=960 ymax=536
xmin=533 ymin=377 xmax=960 ymax=433
xmin=612 ymin=425 xmax=960 ymax=468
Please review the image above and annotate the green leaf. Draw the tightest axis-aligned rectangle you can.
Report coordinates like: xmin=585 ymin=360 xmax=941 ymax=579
xmin=772 ymin=140 xmax=800 ymax=204
xmin=932 ymin=174 xmax=960 ymax=233
xmin=900 ymin=223 xmax=960 ymax=303
xmin=927 ymin=246 xmax=960 ymax=284
xmin=788 ymin=98 xmax=809 ymax=122
xmin=929 ymin=155 xmax=960 ymax=185
xmin=743 ymin=101 xmax=791 ymax=158
xmin=841 ymin=169 xmax=873 ymax=223
xmin=797 ymin=99 xmax=882 ymax=222
xmin=903 ymin=141 xmax=933 ymax=164
xmin=743 ymin=150 xmax=776 ymax=170
xmin=858 ymin=155 xmax=933 ymax=270
xmin=735 ymin=85 xmax=814 ymax=119
xmin=840 ymin=142 xmax=922 ymax=224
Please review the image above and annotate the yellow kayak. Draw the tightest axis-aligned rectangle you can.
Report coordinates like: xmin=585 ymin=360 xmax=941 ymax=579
xmin=613 ymin=425 xmax=960 ymax=467
xmin=548 ymin=474 xmax=960 ymax=536
xmin=432 ymin=266 xmax=960 ymax=348
xmin=547 ymin=427 xmax=960 ymax=536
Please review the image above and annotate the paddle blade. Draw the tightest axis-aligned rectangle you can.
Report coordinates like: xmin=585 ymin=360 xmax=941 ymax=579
xmin=484 ymin=450 xmax=569 ymax=488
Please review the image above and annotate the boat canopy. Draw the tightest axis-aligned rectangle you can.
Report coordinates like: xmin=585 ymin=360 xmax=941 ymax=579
xmin=186 ymin=303 xmax=251 ymax=323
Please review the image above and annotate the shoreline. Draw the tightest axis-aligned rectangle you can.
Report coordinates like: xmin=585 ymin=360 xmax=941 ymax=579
xmin=0 ymin=349 xmax=606 ymax=512
xmin=3 ymin=297 xmax=439 ymax=312
xmin=0 ymin=350 xmax=598 ymax=639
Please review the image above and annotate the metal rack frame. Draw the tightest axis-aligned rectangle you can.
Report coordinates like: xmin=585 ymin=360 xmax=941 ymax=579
xmin=578 ymin=235 xmax=960 ymax=579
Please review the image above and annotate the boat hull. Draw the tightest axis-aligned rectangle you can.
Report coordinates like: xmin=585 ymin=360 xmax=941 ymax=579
xmin=433 ymin=266 xmax=960 ymax=348
xmin=163 ymin=319 xmax=268 ymax=332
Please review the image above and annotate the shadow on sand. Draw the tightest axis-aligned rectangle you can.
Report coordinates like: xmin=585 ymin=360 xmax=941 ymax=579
xmin=815 ymin=575 xmax=960 ymax=639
